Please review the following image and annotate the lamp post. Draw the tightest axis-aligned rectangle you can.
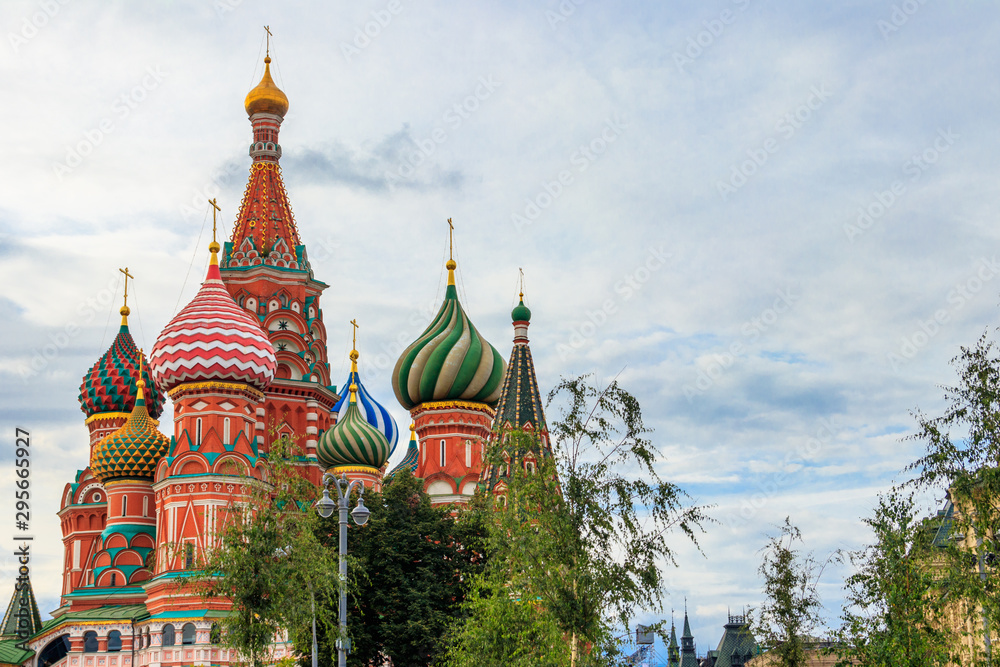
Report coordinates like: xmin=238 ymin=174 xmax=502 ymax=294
xmin=315 ymin=472 xmax=370 ymax=667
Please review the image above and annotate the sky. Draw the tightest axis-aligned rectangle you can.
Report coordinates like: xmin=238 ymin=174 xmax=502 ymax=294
xmin=1 ymin=0 xmax=999 ymax=656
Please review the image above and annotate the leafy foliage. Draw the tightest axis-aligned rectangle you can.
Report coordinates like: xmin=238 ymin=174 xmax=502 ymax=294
xmin=444 ymin=374 xmax=709 ymax=665
xmin=752 ymin=518 xmax=823 ymax=667
xmin=198 ymin=435 xmax=340 ymax=667
xmin=906 ymin=331 xmax=1000 ymax=664
xmin=832 ymin=488 xmax=956 ymax=667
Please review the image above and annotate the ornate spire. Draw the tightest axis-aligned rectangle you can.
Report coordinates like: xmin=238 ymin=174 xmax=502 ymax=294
xmin=386 ymin=423 xmax=419 ymax=479
xmin=318 ymin=345 xmax=391 ymax=471
xmin=392 ymin=222 xmax=506 ymax=411
xmin=332 ymin=321 xmax=399 ymax=453
xmin=79 ymin=277 xmax=164 ymax=420
xmin=90 ymin=355 xmax=170 ymax=482
xmin=0 ymin=572 xmax=42 ymax=641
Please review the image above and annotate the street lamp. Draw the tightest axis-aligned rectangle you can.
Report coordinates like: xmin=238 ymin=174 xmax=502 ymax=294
xmin=315 ymin=472 xmax=369 ymax=667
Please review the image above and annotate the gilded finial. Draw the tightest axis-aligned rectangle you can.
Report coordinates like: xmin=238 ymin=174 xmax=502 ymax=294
xmin=208 ymin=198 xmax=222 ymax=264
xmin=348 ymin=382 xmax=359 ymax=403
xmin=446 ymin=218 xmax=457 ymax=285
xmin=518 ymin=267 xmax=524 ymax=300
xmin=264 ymin=25 xmax=272 ymax=58
xmin=349 ymin=319 xmax=360 ymax=373
xmin=136 ymin=350 xmax=147 ymax=403
xmin=119 ymin=267 xmax=134 ymax=326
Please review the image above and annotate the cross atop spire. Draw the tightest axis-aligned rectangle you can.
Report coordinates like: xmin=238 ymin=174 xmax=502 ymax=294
xmin=518 ymin=266 xmax=524 ymax=299
xmin=119 ymin=266 xmax=134 ymax=325
xmin=446 ymin=218 xmax=457 ymax=286
xmin=350 ymin=318 xmax=358 ymax=351
xmin=208 ymin=198 xmax=222 ymax=265
xmin=264 ymin=25 xmax=272 ymax=57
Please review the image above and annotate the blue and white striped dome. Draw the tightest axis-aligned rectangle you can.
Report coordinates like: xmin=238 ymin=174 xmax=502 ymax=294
xmin=332 ymin=367 xmax=399 ymax=456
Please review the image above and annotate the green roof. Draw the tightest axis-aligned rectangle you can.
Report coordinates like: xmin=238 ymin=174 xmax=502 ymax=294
xmin=0 ymin=577 xmax=41 ymax=641
xmin=713 ymin=614 xmax=757 ymax=667
xmin=0 ymin=638 xmax=33 ymax=666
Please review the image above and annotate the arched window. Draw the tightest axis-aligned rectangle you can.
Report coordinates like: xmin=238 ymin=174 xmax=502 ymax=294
xmin=184 ymin=542 xmax=195 ymax=569
xmin=144 ymin=628 xmax=150 ymax=649
xmin=526 ymin=461 xmax=536 ymax=474
xmin=143 ymin=496 xmax=148 ymax=517
xmin=182 ymin=623 xmax=196 ymax=645
xmin=209 ymin=623 xmax=221 ymax=644
xmin=121 ymin=496 xmax=127 ymax=516
xmin=83 ymin=631 xmax=98 ymax=653
xmin=196 ymin=418 xmax=203 ymax=446
xmin=465 ymin=441 xmax=471 ymax=467
xmin=498 ymin=495 xmax=507 ymax=507
xmin=440 ymin=440 xmax=446 ymax=467
xmin=162 ymin=624 xmax=175 ymax=647
xmin=224 ymin=418 xmax=231 ymax=444
xmin=38 ymin=634 xmax=70 ymax=667
xmin=110 ymin=573 xmax=117 ymax=587
xmin=107 ymin=630 xmax=122 ymax=652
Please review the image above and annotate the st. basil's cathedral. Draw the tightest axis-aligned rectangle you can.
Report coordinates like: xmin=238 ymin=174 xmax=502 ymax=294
xmin=0 ymin=48 xmax=552 ymax=667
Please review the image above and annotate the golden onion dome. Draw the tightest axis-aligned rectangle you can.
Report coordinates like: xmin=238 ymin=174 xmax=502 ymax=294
xmin=245 ymin=56 xmax=289 ymax=117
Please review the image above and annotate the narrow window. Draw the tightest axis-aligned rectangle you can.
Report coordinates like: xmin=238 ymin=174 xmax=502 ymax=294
xmin=466 ymin=441 xmax=471 ymax=468
xmin=440 ymin=440 xmax=446 ymax=467
xmin=143 ymin=496 xmax=148 ymax=517
xmin=196 ymin=418 xmax=203 ymax=446
xmin=184 ymin=542 xmax=195 ymax=569
xmin=121 ymin=496 xmax=127 ymax=517
xmin=110 ymin=573 xmax=117 ymax=586
xmin=224 ymin=417 xmax=231 ymax=444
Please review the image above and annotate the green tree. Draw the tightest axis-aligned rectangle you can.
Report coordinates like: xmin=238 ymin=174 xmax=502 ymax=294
xmin=304 ymin=468 xmax=488 ymax=667
xmin=199 ymin=435 xmax=340 ymax=667
xmin=752 ymin=518 xmax=823 ymax=667
xmin=906 ymin=331 xmax=1000 ymax=665
xmin=445 ymin=375 xmax=709 ymax=666
xmin=832 ymin=488 xmax=956 ymax=667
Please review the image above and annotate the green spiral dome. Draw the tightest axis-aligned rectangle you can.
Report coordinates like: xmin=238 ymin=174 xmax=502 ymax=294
xmin=393 ymin=282 xmax=506 ymax=410
xmin=317 ymin=388 xmax=391 ymax=470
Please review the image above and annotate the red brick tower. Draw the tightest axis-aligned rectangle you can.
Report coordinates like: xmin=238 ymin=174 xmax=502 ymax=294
xmin=219 ymin=52 xmax=337 ymax=482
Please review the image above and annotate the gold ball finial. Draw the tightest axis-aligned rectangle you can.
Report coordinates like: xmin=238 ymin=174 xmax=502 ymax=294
xmin=349 ymin=350 xmax=359 ymax=362
xmin=209 ymin=241 xmax=221 ymax=254
xmin=446 ymin=259 xmax=457 ymax=271
xmin=120 ymin=305 xmax=131 ymax=317
xmin=349 ymin=383 xmax=358 ymax=394
xmin=264 ymin=55 xmax=271 ymax=64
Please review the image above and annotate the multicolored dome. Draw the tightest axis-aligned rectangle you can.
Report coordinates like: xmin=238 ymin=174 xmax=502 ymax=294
xmin=393 ymin=259 xmax=506 ymax=410
xmin=90 ymin=369 xmax=170 ymax=483
xmin=318 ymin=378 xmax=391 ymax=471
xmin=79 ymin=310 xmax=164 ymax=420
xmin=149 ymin=246 xmax=276 ymax=393
xmin=332 ymin=350 xmax=399 ymax=456
xmin=386 ymin=423 xmax=419 ymax=479
xmin=245 ymin=56 xmax=289 ymax=117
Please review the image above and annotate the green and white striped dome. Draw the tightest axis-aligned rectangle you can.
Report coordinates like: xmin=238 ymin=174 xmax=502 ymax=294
xmin=393 ymin=261 xmax=506 ymax=410
xmin=317 ymin=382 xmax=391 ymax=470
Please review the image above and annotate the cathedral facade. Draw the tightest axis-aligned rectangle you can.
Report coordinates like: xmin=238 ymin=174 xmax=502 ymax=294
xmin=0 ymin=48 xmax=551 ymax=667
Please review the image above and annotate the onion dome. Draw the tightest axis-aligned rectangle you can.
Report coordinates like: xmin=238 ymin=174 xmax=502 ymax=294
xmin=79 ymin=303 xmax=164 ymax=420
xmin=511 ymin=293 xmax=531 ymax=323
xmin=386 ymin=424 xmax=419 ymax=479
xmin=318 ymin=366 xmax=391 ymax=470
xmin=245 ymin=56 xmax=288 ymax=117
xmin=393 ymin=257 xmax=506 ymax=410
xmin=149 ymin=241 xmax=276 ymax=393
xmin=90 ymin=360 xmax=170 ymax=482
xmin=332 ymin=349 xmax=399 ymax=456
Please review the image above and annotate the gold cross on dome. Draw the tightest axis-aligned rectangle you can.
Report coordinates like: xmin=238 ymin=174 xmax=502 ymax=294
xmin=447 ymin=218 xmax=454 ymax=260
xmin=264 ymin=25 xmax=272 ymax=57
xmin=119 ymin=267 xmax=134 ymax=307
xmin=350 ymin=318 xmax=358 ymax=349
xmin=518 ymin=267 xmax=524 ymax=298
xmin=208 ymin=198 xmax=221 ymax=244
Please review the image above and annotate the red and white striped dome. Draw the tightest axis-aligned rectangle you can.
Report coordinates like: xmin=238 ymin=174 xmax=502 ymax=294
xmin=149 ymin=261 xmax=276 ymax=392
